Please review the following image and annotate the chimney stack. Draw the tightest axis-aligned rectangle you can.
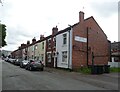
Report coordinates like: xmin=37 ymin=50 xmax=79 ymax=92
xmin=18 ymin=46 xmax=21 ymax=49
xmin=32 ymin=37 xmax=36 ymax=43
xmin=40 ymin=35 xmax=44 ymax=40
xmin=21 ymin=43 xmax=26 ymax=48
xmin=79 ymin=11 xmax=84 ymax=23
xmin=52 ymin=26 xmax=58 ymax=35
xmin=27 ymin=40 xmax=30 ymax=45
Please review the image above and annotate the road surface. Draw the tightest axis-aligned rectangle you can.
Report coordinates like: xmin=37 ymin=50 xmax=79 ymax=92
xmin=2 ymin=60 xmax=119 ymax=90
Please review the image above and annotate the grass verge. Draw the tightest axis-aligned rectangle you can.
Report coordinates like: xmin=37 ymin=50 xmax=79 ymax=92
xmin=74 ymin=67 xmax=91 ymax=74
xmin=110 ymin=67 xmax=120 ymax=72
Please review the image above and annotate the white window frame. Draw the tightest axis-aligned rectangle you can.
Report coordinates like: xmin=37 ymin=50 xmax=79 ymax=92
xmin=35 ymin=45 xmax=37 ymax=50
xmin=48 ymin=38 xmax=51 ymax=48
xmin=47 ymin=53 xmax=51 ymax=62
xmin=62 ymin=51 xmax=67 ymax=62
xmin=53 ymin=37 xmax=56 ymax=48
xmin=63 ymin=34 xmax=67 ymax=45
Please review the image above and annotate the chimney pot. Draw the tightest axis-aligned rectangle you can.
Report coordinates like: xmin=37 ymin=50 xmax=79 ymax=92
xmin=32 ymin=37 xmax=36 ymax=43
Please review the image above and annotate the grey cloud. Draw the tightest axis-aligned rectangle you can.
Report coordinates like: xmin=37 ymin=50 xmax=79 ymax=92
xmin=0 ymin=1 xmax=13 ymax=19
xmin=5 ymin=26 xmax=34 ymax=48
xmin=90 ymin=1 xmax=118 ymax=17
xmin=8 ymin=42 xmax=16 ymax=45
xmin=7 ymin=26 xmax=33 ymax=38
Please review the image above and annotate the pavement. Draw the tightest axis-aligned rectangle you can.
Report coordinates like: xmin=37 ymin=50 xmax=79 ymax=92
xmin=1 ymin=59 xmax=119 ymax=90
xmin=44 ymin=67 xmax=119 ymax=90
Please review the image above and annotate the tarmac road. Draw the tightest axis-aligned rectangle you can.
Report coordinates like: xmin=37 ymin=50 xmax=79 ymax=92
xmin=2 ymin=60 xmax=119 ymax=90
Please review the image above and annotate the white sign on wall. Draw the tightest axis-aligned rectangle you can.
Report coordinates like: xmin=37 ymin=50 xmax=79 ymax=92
xmin=75 ymin=36 xmax=87 ymax=43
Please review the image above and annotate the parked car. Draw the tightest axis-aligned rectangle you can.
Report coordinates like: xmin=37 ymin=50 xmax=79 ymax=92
xmin=25 ymin=60 xmax=44 ymax=71
xmin=8 ymin=58 xmax=16 ymax=63
xmin=13 ymin=59 xmax=22 ymax=65
xmin=4 ymin=57 xmax=9 ymax=62
xmin=20 ymin=60 xmax=29 ymax=68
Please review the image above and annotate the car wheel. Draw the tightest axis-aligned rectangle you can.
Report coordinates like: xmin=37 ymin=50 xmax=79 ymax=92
xmin=29 ymin=67 xmax=32 ymax=71
xmin=20 ymin=64 xmax=22 ymax=68
xmin=40 ymin=68 xmax=43 ymax=71
xmin=25 ymin=66 xmax=28 ymax=70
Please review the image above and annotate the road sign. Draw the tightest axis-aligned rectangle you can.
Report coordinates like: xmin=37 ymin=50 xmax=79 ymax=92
xmin=75 ymin=36 xmax=87 ymax=43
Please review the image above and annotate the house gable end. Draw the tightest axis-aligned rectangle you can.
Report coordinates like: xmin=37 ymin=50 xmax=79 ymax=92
xmin=85 ymin=16 xmax=107 ymax=39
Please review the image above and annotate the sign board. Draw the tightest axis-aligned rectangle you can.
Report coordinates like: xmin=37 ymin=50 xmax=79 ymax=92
xmin=75 ymin=36 xmax=87 ymax=43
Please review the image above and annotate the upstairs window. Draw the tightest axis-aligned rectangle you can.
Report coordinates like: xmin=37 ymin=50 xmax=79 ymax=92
xmin=32 ymin=46 xmax=34 ymax=51
xmin=42 ymin=42 xmax=44 ymax=49
xmin=63 ymin=34 xmax=67 ymax=45
xmin=53 ymin=37 xmax=56 ymax=48
xmin=48 ymin=38 xmax=51 ymax=48
xmin=35 ymin=45 xmax=37 ymax=50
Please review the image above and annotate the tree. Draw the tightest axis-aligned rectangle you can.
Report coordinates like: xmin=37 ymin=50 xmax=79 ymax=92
xmin=0 ymin=23 xmax=7 ymax=47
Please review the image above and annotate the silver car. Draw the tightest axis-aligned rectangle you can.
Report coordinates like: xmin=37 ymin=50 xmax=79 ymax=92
xmin=20 ymin=60 xmax=29 ymax=68
xmin=9 ymin=58 xmax=16 ymax=63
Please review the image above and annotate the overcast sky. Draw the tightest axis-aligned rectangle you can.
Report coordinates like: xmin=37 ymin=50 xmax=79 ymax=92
xmin=0 ymin=0 xmax=119 ymax=51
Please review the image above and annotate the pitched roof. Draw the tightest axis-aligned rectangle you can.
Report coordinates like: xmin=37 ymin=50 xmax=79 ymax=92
xmin=12 ymin=16 xmax=108 ymax=53
xmin=85 ymin=16 xmax=108 ymax=38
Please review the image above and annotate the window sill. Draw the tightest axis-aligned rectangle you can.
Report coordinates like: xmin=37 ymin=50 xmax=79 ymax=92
xmin=61 ymin=62 xmax=68 ymax=65
xmin=62 ymin=44 xmax=67 ymax=47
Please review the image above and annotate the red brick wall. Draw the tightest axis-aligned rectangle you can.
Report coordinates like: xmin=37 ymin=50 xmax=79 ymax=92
xmin=72 ymin=17 xmax=109 ymax=69
xmin=46 ymin=36 xmax=56 ymax=67
xmin=72 ymin=22 xmax=87 ymax=69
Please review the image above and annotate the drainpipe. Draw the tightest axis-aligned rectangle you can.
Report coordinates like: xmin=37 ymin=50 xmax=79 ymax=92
xmin=68 ymin=30 xmax=70 ymax=69
xmin=87 ymin=27 xmax=89 ymax=67
xmin=68 ymin=25 xmax=72 ymax=70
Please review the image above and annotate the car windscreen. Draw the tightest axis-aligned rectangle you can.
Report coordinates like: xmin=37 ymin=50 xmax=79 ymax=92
xmin=23 ymin=60 xmax=29 ymax=63
xmin=34 ymin=61 xmax=41 ymax=63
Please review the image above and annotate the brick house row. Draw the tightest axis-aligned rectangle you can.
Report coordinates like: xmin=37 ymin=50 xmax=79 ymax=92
xmin=11 ymin=11 xmax=110 ymax=70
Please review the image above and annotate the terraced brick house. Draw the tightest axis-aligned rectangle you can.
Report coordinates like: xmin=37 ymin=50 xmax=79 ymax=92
xmin=45 ymin=11 xmax=110 ymax=70
xmin=11 ymin=11 xmax=110 ymax=70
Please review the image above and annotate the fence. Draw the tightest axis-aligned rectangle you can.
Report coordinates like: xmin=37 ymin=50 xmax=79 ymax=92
xmin=108 ymin=62 xmax=120 ymax=68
